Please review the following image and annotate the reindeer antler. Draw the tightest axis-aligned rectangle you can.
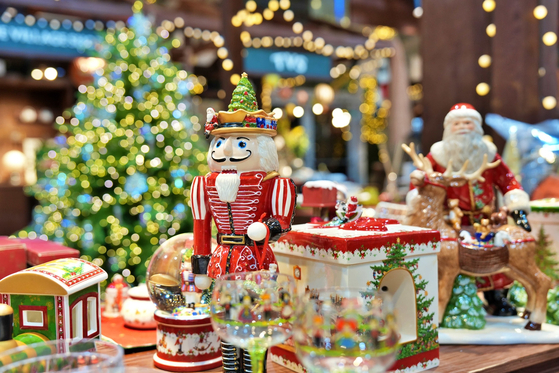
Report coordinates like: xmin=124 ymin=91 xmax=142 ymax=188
xmin=463 ymin=154 xmax=500 ymax=182
xmin=402 ymin=143 xmax=433 ymax=174
xmin=442 ymin=159 xmax=469 ymax=179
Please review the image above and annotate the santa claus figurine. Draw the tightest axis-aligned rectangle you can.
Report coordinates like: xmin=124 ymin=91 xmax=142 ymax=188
xmin=191 ymin=72 xmax=295 ymax=373
xmin=407 ymin=103 xmax=531 ymax=316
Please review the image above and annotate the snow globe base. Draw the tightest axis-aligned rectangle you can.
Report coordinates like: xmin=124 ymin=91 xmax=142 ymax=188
xmin=153 ymin=310 xmax=222 ymax=372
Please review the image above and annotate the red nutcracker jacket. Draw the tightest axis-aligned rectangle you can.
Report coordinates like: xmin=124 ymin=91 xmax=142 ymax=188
xmin=190 ymin=171 xmax=296 ymax=278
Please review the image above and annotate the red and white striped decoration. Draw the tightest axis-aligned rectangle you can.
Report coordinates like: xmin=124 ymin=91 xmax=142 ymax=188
xmin=272 ymin=178 xmax=294 ymax=219
xmin=190 ymin=176 xmax=207 ymax=221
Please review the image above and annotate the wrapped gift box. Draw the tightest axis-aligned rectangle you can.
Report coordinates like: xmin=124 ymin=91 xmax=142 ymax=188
xmin=0 ymin=237 xmax=80 ymax=266
xmin=0 ymin=240 xmax=26 ymax=280
xmin=271 ymin=219 xmax=441 ymax=373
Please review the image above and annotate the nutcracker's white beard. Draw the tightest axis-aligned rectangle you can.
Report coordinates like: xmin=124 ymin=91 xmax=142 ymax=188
xmin=215 ymin=171 xmax=241 ymax=202
xmin=442 ymin=129 xmax=488 ymax=173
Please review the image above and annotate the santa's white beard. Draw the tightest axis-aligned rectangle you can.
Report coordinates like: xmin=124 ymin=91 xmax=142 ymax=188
xmin=215 ymin=172 xmax=241 ymax=202
xmin=442 ymin=130 xmax=488 ymax=173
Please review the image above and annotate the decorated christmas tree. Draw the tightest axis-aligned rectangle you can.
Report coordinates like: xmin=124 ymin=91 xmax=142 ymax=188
xmin=441 ymin=275 xmax=486 ymax=330
xmin=508 ymin=281 xmax=527 ymax=308
xmin=227 ymin=73 xmax=258 ymax=112
xmin=366 ymin=242 xmax=438 ymax=359
xmin=19 ymin=4 xmax=208 ymax=284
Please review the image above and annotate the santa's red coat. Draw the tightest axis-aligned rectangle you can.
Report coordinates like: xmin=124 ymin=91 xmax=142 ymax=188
xmin=425 ymin=153 xmax=523 ymax=226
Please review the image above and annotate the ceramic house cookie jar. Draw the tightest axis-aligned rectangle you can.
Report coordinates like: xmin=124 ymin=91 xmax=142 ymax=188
xmin=0 ymin=258 xmax=107 ymax=345
xmin=271 ymin=219 xmax=441 ymax=373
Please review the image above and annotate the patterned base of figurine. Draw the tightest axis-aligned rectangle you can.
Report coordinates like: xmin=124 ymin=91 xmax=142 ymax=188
xmin=269 ymin=345 xmax=439 ymax=373
xmin=153 ymin=310 xmax=221 ymax=372
xmin=440 ymin=315 xmax=559 ymax=344
xmin=153 ymin=353 xmax=222 ymax=372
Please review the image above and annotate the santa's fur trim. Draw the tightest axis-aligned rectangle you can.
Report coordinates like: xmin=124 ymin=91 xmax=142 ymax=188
xmin=504 ymin=189 xmax=531 ymax=212
xmin=430 ymin=139 xmax=497 ymax=168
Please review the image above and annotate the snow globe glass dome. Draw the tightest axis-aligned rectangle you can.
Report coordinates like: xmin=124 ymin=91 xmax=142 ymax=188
xmin=146 ymin=233 xmax=194 ymax=312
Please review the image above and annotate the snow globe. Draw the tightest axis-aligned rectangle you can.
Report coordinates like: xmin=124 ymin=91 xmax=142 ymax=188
xmin=146 ymin=234 xmax=221 ymax=371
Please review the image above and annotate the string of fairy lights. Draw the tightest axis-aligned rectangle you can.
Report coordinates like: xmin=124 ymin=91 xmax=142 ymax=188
xmin=477 ymin=0 xmax=558 ymax=110
xmin=154 ymin=0 xmax=396 ymax=87
xmin=5 ymin=0 xmax=398 ymax=154
xmin=154 ymin=0 xmax=396 ymax=146
xmin=232 ymin=0 xmax=397 ymax=62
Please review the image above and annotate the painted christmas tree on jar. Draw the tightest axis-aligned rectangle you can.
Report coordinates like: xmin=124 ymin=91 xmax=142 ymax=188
xmin=228 ymin=73 xmax=259 ymax=113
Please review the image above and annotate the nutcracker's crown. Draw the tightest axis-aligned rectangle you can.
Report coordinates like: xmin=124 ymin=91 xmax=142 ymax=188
xmin=204 ymin=72 xmax=277 ymax=137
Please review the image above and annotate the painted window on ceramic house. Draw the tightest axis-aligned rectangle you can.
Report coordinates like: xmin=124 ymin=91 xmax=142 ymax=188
xmin=19 ymin=305 xmax=49 ymax=331
xmin=86 ymin=296 xmax=97 ymax=335
xmin=71 ymin=302 xmax=83 ymax=340
xmin=70 ymin=292 xmax=99 ymax=340
xmin=22 ymin=310 xmax=44 ymax=328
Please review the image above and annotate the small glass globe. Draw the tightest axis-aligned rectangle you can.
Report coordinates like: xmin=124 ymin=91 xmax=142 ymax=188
xmin=146 ymin=233 xmax=194 ymax=312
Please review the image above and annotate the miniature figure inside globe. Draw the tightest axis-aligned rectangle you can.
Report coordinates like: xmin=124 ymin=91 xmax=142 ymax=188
xmin=146 ymin=233 xmax=196 ymax=312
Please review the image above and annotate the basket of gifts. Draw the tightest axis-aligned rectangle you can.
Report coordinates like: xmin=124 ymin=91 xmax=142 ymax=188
xmin=458 ymin=219 xmax=509 ymax=274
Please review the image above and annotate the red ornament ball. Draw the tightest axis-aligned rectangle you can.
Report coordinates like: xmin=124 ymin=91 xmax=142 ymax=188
xmin=240 ymin=99 xmax=244 ymax=103
xmin=244 ymin=91 xmax=248 ymax=95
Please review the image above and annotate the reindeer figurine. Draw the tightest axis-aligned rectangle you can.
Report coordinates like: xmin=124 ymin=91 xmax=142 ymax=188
xmin=402 ymin=143 xmax=551 ymax=330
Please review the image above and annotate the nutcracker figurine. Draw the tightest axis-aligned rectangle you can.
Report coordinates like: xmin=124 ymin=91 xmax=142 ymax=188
xmin=191 ymin=73 xmax=296 ymax=373
xmin=407 ymin=103 xmax=531 ymax=315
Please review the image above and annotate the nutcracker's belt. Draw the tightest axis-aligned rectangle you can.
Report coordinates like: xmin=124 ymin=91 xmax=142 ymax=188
xmin=217 ymin=233 xmax=255 ymax=246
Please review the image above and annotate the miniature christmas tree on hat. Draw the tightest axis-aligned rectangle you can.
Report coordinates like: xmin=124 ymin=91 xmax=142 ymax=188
xmin=208 ymin=72 xmax=277 ymax=137
xmin=228 ymin=73 xmax=259 ymax=112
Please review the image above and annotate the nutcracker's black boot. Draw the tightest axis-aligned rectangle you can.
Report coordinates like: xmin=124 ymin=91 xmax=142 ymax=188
xmin=484 ymin=289 xmax=517 ymax=316
xmin=241 ymin=348 xmax=268 ymax=373
xmin=221 ymin=342 xmax=241 ymax=373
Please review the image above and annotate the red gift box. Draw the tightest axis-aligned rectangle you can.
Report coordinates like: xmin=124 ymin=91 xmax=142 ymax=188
xmin=0 ymin=237 xmax=80 ymax=266
xmin=0 ymin=239 xmax=26 ymax=280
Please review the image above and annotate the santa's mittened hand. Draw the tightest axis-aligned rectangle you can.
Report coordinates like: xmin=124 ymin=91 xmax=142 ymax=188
xmin=511 ymin=210 xmax=531 ymax=232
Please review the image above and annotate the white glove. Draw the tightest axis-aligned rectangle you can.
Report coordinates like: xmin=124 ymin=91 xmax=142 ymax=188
xmin=194 ymin=274 xmax=213 ymax=290
xmin=247 ymin=222 xmax=268 ymax=241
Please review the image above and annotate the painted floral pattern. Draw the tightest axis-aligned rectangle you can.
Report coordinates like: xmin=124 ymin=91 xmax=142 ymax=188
xmin=156 ymin=329 xmax=220 ymax=357
xmin=273 ymin=241 xmax=439 ymax=264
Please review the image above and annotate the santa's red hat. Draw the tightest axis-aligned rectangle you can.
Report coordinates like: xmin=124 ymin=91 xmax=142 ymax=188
xmin=443 ymin=103 xmax=482 ymax=132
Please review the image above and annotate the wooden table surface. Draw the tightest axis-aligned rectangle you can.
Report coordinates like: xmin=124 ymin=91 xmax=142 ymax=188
xmin=124 ymin=343 xmax=559 ymax=373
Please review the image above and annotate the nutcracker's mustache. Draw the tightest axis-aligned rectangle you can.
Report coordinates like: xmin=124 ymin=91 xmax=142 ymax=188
xmin=211 ymin=152 xmax=226 ymax=162
xmin=230 ymin=151 xmax=251 ymax=162
xmin=211 ymin=151 xmax=252 ymax=163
